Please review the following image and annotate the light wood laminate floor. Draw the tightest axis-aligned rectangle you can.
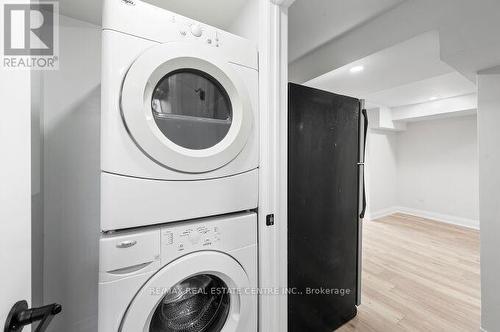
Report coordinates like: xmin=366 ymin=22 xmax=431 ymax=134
xmin=337 ymin=213 xmax=480 ymax=332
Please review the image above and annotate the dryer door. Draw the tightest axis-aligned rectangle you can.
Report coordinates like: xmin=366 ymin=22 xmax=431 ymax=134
xmin=121 ymin=42 xmax=253 ymax=173
xmin=119 ymin=251 xmax=252 ymax=332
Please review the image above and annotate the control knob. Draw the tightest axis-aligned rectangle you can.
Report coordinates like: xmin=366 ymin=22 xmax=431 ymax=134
xmin=190 ymin=24 xmax=203 ymax=37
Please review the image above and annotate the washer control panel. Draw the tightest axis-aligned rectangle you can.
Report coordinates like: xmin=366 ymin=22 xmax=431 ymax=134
xmin=160 ymin=212 xmax=256 ymax=265
xmin=161 ymin=221 xmax=222 ymax=264
xmin=162 ymin=224 xmax=221 ymax=253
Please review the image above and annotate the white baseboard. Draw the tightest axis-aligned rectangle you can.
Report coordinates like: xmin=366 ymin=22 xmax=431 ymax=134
xmin=369 ymin=206 xmax=479 ymax=230
xmin=367 ymin=207 xmax=399 ymax=221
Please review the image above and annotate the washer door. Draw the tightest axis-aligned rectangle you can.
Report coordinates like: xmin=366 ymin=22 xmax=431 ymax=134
xmin=119 ymin=251 xmax=251 ymax=332
xmin=121 ymin=42 xmax=253 ymax=173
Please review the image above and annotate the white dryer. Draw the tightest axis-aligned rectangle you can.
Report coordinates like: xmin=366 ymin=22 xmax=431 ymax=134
xmin=101 ymin=0 xmax=259 ymax=231
xmin=98 ymin=212 xmax=258 ymax=332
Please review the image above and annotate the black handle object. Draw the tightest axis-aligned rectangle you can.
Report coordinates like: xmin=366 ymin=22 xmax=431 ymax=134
xmin=359 ymin=109 xmax=368 ymax=219
xmin=4 ymin=300 xmax=62 ymax=332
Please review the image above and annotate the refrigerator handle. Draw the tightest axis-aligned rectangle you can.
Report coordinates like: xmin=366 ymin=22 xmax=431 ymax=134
xmin=359 ymin=109 xmax=368 ymax=219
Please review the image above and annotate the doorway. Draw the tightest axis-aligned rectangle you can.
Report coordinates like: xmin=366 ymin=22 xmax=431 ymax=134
xmin=288 ymin=3 xmax=481 ymax=329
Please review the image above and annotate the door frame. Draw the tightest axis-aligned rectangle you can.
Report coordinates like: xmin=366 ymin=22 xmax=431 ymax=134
xmin=258 ymin=1 xmax=294 ymax=331
xmin=0 ymin=69 xmax=32 ymax=326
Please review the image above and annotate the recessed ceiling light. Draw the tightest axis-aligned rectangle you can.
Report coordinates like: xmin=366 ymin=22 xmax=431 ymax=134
xmin=349 ymin=66 xmax=364 ymax=73
xmin=429 ymin=96 xmax=438 ymax=101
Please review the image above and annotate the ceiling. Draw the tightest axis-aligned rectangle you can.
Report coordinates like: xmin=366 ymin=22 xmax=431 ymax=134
xmin=288 ymin=0 xmax=405 ymax=63
xmin=365 ymin=72 xmax=476 ymax=108
xmin=59 ymin=0 xmax=247 ymax=28
xmin=305 ymin=32 xmax=476 ymax=109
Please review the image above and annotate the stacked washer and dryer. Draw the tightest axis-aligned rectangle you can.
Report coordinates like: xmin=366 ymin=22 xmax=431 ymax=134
xmin=99 ymin=0 xmax=259 ymax=331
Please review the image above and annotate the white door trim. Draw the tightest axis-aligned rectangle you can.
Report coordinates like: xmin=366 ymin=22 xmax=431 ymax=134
xmin=0 ymin=69 xmax=32 ymax=326
xmin=258 ymin=1 xmax=294 ymax=331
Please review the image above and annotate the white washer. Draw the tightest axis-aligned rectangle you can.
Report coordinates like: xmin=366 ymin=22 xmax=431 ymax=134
xmin=98 ymin=212 xmax=258 ymax=332
xmin=101 ymin=0 xmax=259 ymax=231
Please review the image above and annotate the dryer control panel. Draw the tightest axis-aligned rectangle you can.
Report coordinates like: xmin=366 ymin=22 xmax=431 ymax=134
xmin=173 ymin=15 xmax=222 ymax=47
xmin=160 ymin=212 xmax=256 ymax=265
xmin=103 ymin=0 xmax=258 ymax=70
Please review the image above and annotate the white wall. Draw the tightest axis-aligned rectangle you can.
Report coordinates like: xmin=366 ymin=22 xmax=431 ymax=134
xmin=477 ymin=67 xmax=500 ymax=332
xmin=367 ymin=114 xmax=479 ymax=229
xmin=397 ymin=115 xmax=479 ymax=227
xmin=366 ymin=129 xmax=398 ymax=218
xmin=225 ymin=0 xmax=260 ymax=45
xmin=42 ymin=15 xmax=101 ymax=332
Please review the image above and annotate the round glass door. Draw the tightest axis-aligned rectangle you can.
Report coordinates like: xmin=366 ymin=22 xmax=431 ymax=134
xmin=120 ymin=42 xmax=253 ymax=173
xmin=119 ymin=251 xmax=252 ymax=332
xmin=151 ymin=69 xmax=232 ymax=150
xmin=149 ymin=274 xmax=230 ymax=332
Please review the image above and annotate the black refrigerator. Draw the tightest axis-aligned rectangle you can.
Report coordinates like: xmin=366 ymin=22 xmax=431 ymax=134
xmin=288 ymin=83 xmax=367 ymax=331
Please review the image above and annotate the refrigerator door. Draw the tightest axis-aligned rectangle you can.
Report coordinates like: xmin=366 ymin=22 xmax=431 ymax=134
xmin=288 ymin=83 xmax=361 ymax=332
